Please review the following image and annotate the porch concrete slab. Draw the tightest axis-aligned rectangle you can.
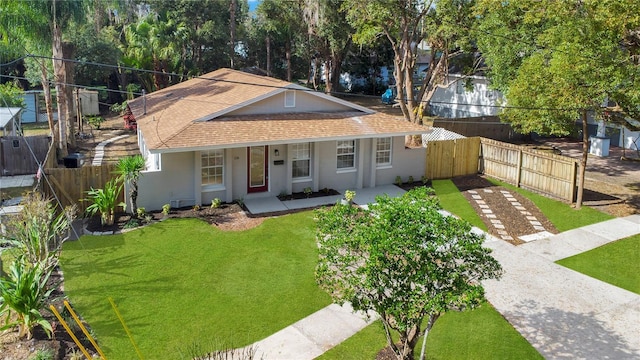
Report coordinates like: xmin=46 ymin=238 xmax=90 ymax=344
xmin=483 ymin=240 xmax=640 ymax=359
xmin=624 ymin=214 xmax=640 ymax=224
xmin=252 ymin=303 xmax=376 ymax=360
xmin=352 ymin=185 xmax=405 ymax=206
xmin=244 ymin=197 xmax=288 ymax=214
xmin=282 ymin=195 xmax=342 ymax=210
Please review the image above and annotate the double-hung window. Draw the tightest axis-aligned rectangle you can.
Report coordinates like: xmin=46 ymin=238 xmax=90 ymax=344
xmin=337 ymin=140 xmax=355 ymax=169
xmin=376 ymin=137 xmax=392 ymax=167
xmin=292 ymin=143 xmax=311 ymax=179
xmin=201 ymin=150 xmax=224 ymax=187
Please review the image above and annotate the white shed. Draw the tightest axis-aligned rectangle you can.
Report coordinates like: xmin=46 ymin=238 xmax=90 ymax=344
xmin=0 ymin=107 xmax=22 ymax=136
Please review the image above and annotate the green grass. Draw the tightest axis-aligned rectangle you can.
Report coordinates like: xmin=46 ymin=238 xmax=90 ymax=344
xmin=60 ymin=213 xmax=331 ymax=359
xmin=487 ymin=178 xmax=614 ymax=231
xmin=319 ymin=303 xmax=542 ymax=360
xmin=431 ymin=180 xmax=487 ymax=230
xmin=21 ymin=122 xmax=51 ymax=136
xmin=556 ymin=235 xmax=640 ymax=294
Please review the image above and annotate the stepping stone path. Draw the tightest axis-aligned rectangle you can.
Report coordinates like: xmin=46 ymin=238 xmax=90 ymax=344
xmin=467 ymin=188 xmax=554 ymax=243
xmin=92 ymin=134 xmax=130 ymax=166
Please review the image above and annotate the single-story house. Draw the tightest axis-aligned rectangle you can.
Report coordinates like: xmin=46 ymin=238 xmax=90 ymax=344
xmin=0 ymin=107 xmax=22 ymax=136
xmin=128 ymin=68 xmax=428 ymax=211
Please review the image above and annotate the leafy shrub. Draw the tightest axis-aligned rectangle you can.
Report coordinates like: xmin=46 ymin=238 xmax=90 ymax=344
xmin=162 ymin=204 xmax=171 ymax=216
xmin=211 ymin=198 xmax=222 ymax=209
xmin=85 ymin=115 xmax=104 ymax=129
xmin=408 ymin=176 xmax=414 ymax=184
xmin=303 ymin=187 xmax=313 ymax=198
xmin=136 ymin=207 xmax=146 ymax=218
xmin=84 ymin=178 xmax=124 ymax=226
xmin=0 ymin=261 xmax=55 ymax=339
xmin=395 ymin=176 xmax=403 ymax=186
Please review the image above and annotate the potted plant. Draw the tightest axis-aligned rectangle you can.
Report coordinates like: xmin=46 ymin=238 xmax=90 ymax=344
xmin=342 ymin=190 xmax=356 ymax=206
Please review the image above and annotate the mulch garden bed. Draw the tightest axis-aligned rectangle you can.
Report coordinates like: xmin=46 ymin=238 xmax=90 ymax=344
xmin=451 ymin=175 xmax=558 ymax=245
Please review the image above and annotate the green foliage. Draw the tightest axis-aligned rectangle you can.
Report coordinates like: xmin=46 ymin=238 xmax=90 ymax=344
xmin=0 ymin=83 xmax=26 ymax=108
xmin=343 ymin=190 xmax=356 ymax=203
xmin=29 ymin=348 xmax=55 ymax=360
xmin=110 ymin=101 xmax=128 ymax=114
xmin=315 ymin=187 xmax=502 ymax=359
xmin=162 ymin=203 xmax=171 ymax=216
xmin=475 ymin=0 xmax=640 ymax=135
xmin=407 ymin=175 xmax=414 ymax=184
xmin=85 ymin=115 xmax=104 ymax=129
xmin=115 ymin=154 xmax=146 ymax=215
xmin=303 ymin=187 xmax=313 ymax=198
xmin=0 ymin=192 xmax=76 ymax=272
xmin=0 ymin=261 xmax=55 ymax=340
xmin=84 ymin=178 xmax=124 ymax=226
xmin=136 ymin=207 xmax=146 ymax=218
xmin=395 ymin=175 xmax=403 ymax=186
xmin=210 ymin=198 xmax=222 ymax=209
xmin=421 ymin=176 xmax=429 ymax=185
xmin=431 ymin=179 xmax=487 ymax=230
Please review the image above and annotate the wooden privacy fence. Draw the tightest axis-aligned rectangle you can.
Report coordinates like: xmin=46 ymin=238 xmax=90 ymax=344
xmin=479 ymin=138 xmax=578 ymax=202
xmin=426 ymin=137 xmax=579 ymax=202
xmin=41 ymin=164 xmax=123 ymax=213
xmin=0 ymin=135 xmax=50 ymax=175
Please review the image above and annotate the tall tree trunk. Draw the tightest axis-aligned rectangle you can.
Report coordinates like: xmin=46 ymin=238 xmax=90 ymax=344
xmin=229 ymin=0 xmax=236 ymax=68
xmin=40 ymin=67 xmax=58 ymax=146
xmin=285 ymin=41 xmax=292 ymax=82
xmin=63 ymin=42 xmax=76 ymax=147
xmin=576 ymin=110 xmax=589 ymax=209
xmin=52 ymin=21 xmax=68 ymax=155
xmin=266 ymin=35 xmax=271 ymax=76
xmin=419 ymin=313 xmax=439 ymax=360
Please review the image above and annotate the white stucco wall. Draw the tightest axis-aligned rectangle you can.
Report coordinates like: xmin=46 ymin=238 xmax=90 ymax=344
xmin=622 ymin=130 xmax=640 ymax=151
xmin=137 ymin=152 xmax=195 ymax=211
xmin=374 ymin=138 xmax=426 ymax=185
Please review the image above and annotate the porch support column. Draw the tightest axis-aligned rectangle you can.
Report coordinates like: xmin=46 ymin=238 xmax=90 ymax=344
xmin=225 ymin=149 xmax=233 ymax=202
xmin=194 ymin=151 xmax=202 ymax=206
xmin=369 ymin=138 xmax=377 ymax=188
xmin=357 ymin=139 xmax=365 ymax=189
xmin=313 ymin=142 xmax=320 ymax=192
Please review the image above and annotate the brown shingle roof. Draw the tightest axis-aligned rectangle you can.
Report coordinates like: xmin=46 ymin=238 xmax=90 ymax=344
xmin=131 ymin=68 xmax=428 ymax=152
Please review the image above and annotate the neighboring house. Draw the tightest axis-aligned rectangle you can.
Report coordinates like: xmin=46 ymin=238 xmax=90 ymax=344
xmin=430 ymin=74 xmax=503 ymax=118
xmin=0 ymin=107 xmax=22 ymax=136
xmin=129 ymin=68 xmax=428 ymax=211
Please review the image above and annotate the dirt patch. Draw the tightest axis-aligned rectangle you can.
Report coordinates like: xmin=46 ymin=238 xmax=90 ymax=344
xmin=84 ymin=203 xmax=267 ymax=233
xmin=451 ymin=175 xmax=558 ymax=245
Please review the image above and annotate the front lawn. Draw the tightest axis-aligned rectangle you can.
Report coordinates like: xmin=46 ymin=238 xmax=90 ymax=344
xmin=60 ymin=213 xmax=331 ymax=359
xmin=556 ymin=235 xmax=640 ymax=294
xmin=318 ymin=303 xmax=542 ymax=360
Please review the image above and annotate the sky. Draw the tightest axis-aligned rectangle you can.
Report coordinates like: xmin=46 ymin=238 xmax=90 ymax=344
xmin=248 ymin=0 xmax=260 ymax=13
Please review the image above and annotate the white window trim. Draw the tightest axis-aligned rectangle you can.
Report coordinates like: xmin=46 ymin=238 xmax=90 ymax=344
xmin=336 ymin=139 xmax=356 ymax=171
xmin=291 ymin=142 xmax=312 ymax=180
xmin=201 ymin=150 xmax=225 ymax=191
xmin=284 ymin=90 xmax=296 ymax=108
xmin=375 ymin=137 xmax=393 ymax=168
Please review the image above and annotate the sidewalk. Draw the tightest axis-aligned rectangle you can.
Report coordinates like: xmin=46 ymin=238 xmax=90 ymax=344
xmin=482 ymin=214 xmax=640 ymax=359
xmin=236 ymin=215 xmax=640 ymax=359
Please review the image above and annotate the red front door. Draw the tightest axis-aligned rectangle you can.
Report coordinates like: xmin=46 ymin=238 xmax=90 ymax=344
xmin=247 ymin=146 xmax=268 ymax=193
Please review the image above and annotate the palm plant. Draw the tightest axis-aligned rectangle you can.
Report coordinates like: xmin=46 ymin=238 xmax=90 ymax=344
xmin=0 ymin=261 xmax=55 ymax=339
xmin=115 ymin=154 xmax=146 ymax=216
xmin=85 ymin=178 xmax=124 ymax=226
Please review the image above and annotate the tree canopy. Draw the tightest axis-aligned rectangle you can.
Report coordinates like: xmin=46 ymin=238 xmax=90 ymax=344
xmin=315 ymin=187 xmax=502 ymax=360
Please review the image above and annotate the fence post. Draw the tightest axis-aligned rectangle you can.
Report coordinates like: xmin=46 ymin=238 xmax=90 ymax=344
xmin=516 ymin=148 xmax=523 ymax=187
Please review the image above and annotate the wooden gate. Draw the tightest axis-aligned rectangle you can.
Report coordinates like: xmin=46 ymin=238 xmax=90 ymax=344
xmin=0 ymin=136 xmax=50 ymax=175
xmin=426 ymin=137 xmax=481 ymax=179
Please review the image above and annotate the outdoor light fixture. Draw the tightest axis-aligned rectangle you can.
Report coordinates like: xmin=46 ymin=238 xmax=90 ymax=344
xmin=274 ymin=149 xmax=280 ymax=157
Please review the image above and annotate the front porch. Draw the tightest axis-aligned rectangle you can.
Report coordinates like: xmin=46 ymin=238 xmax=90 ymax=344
xmin=243 ymin=185 xmax=406 ymax=215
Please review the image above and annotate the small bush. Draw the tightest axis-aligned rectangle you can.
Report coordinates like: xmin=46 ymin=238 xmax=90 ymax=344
xmin=408 ymin=176 xmax=414 ymax=184
xmin=303 ymin=187 xmax=313 ymax=198
xmin=162 ymin=204 xmax=171 ymax=216
xmin=395 ymin=176 xmax=403 ymax=186
xmin=85 ymin=115 xmax=104 ymax=129
xmin=211 ymin=198 xmax=222 ymax=209
xmin=136 ymin=207 xmax=146 ymax=218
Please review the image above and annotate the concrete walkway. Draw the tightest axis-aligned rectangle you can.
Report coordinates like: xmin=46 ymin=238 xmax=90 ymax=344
xmin=483 ymin=214 xmax=640 ymax=359
xmin=232 ymin=215 xmax=640 ymax=360
xmin=92 ymin=133 xmax=130 ymax=165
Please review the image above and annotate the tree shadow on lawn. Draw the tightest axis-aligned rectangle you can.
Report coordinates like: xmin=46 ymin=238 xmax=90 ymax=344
xmin=503 ymin=299 xmax=637 ymax=359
